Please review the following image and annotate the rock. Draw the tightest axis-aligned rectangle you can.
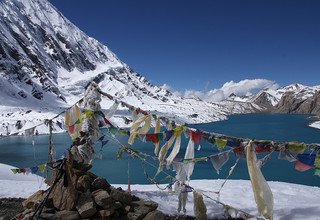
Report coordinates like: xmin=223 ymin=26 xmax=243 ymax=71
xmin=96 ymin=209 xmax=115 ymax=218
xmin=22 ymin=190 xmax=45 ymax=209
xmin=51 ymin=163 xmax=78 ymax=210
xmin=53 ymin=210 xmax=80 ymax=220
xmin=143 ymin=210 xmax=166 ymax=220
xmin=91 ymin=177 xmax=111 ymax=192
xmin=93 ymin=190 xmax=114 ymax=209
xmin=128 ymin=201 xmax=158 ymax=220
xmin=38 ymin=212 xmax=55 ymax=219
xmin=76 ymin=192 xmax=97 ymax=218
xmin=110 ymin=187 xmax=133 ymax=205
xmin=76 ymin=175 xmax=93 ymax=192
xmin=125 ymin=205 xmax=132 ymax=213
xmin=131 ymin=200 xmax=158 ymax=211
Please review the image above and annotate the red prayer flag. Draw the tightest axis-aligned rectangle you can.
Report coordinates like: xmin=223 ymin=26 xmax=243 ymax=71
xmin=68 ymin=125 xmax=75 ymax=134
xmin=190 ymin=130 xmax=201 ymax=145
xmin=146 ymin=134 xmax=159 ymax=144
xmin=104 ymin=117 xmax=112 ymax=126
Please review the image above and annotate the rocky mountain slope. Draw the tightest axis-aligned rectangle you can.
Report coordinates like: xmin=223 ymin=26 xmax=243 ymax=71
xmin=0 ymin=0 xmax=319 ymax=135
xmin=0 ymin=0 xmax=261 ymax=135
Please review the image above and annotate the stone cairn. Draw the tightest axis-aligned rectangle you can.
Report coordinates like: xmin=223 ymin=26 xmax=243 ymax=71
xmin=15 ymin=83 xmax=195 ymax=220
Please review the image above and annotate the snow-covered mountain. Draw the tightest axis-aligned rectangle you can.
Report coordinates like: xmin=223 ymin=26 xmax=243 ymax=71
xmin=247 ymin=84 xmax=320 ymax=114
xmin=0 ymin=0 xmax=261 ymax=135
xmin=0 ymin=0 xmax=319 ymax=135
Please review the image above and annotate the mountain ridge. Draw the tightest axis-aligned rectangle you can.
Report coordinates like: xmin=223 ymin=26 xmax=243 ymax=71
xmin=0 ymin=0 xmax=319 ymax=135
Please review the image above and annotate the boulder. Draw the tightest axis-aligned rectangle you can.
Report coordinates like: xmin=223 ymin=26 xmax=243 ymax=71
xmin=96 ymin=209 xmax=115 ymax=218
xmin=143 ymin=210 xmax=166 ymax=220
xmin=128 ymin=200 xmax=158 ymax=220
xmin=51 ymin=163 xmax=78 ymax=210
xmin=110 ymin=187 xmax=133 ymax=205
xmin=93 ymin=190 xmax=114 ymax=209
xmin=76 ymin=192 xmax=97 ymax=218
xmin=76 ymin=175 xmax=93 ymax=192
xmin=91 ymin=177 xmax=111 ymax=192
xmin=131 ymin=200 xmax=158 ymax=211
xmin=53 ymin=210 xmax=80 ymax=220
xmin=22 ymin=190 xmax=45 ymax=209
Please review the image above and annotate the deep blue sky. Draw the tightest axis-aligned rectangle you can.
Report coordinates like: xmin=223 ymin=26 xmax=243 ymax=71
xmin=49 ymin=0 xmax=320 ymax=90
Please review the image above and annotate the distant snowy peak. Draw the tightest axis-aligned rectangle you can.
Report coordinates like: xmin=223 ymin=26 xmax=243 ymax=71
xmin=246 ymin=84 xmax=320 ymax=110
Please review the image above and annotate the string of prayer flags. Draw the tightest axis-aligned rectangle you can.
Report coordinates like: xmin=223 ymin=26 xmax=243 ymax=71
xmin=154 ymin=116 xmax=161 ymax=155
xmin=65 ymin=104 xmax=82 ymax=140
xmin=24 ymin=127 xmax=35 ymax=136
xmin=315 ymin=155 xmax=320 ymax=176
xmin=278 ymin=148 xmax=297 ymax=162
xmin=98 ymin=135 xmax=109 ymax=147
xmin=287 ymin=142 xmax=306 ymax=154
xmin=190 ymin=130 xmax=201 ymax=145
xmin=226 ymin=137 xmax=242 ymax=148
xmin=157 ymin=132 xmax=176 ymax=175
xmin=105 ymin=102 xmax=119 ymax=119
xmin=215 ymin=138 xmax=228 ymax=150
xmin=11 ymin=163 xmax=47 ymax=175
xmin=232 ymin=146 xmax=246 ymax=158
xmin=56 ymin=121 xmax=63 ymax=129
xmin=184 ymin=133 xmax=195 ymax=181
xmin=294 ymin=154 xmax=316 ymax=172
xmin=254 ymin=141 xmax=273 ymax=153
xmin=257 ymin=152 xmax=273 ymax=168
xmin=128 ymin=114 xmax=152 ymax=145
xmin=146 ymin=133 xmax=164 ymax=156
xmin=164 ymin=130 xmax=174 ymax=142
xmin=297 ymin=154 xmax=316 ymax=167
xmin=103 ymin=117 xmax=117 ymax=135
xmin=246 ymin=142 xmax=274 ymax=220
xmin=166 ymin=126 xmax=184 ymax=167
xmin=209 ymin=151 xmax=230 ymax=174
xmin=172 ymin=161 xmax=188 ymax=182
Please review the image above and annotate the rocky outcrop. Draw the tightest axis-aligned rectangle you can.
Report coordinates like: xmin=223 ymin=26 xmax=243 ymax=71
xmin=16 ymin=161 xmax=179 ymax=220
xmin=252 ymin=92 xmax=276 ymax=111
xmin=276 ymin=91 xmax=320 ymax=114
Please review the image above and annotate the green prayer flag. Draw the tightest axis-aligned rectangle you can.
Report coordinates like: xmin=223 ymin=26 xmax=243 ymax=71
xmin=109 ymin=126 xmax=118 ymax=135
xmin=119 ymin=129 xmax=128 ymax=136
xmin=314 ymin=169 xmax=320 ymax=177
xmin=38 ymin=164 xmax=46 ymax=173
xmin=315 ymin=155 xmax=320 ymax=168
xmin=287 ymin=142 xmax=306 ymax=154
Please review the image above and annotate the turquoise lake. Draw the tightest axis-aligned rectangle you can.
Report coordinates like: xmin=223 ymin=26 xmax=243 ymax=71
xmin=0 ymin=113 xmax=319 ymax=186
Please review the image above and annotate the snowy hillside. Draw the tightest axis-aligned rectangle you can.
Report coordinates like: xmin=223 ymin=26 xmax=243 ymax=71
xmin=0 ymin=0 xmax=259 ymax=135
xmin=0 ymin=0 xmax=319 ymax=135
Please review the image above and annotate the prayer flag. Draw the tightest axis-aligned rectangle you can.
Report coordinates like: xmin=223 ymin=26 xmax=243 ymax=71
xmin=287 ymin=142 xmax=306 ymax=154
xmin=297 ymin=154 xmax=316 ymax=167
xmin=25 ymin=127 xmax=35 ymax=136
xmin=314 ymin=154 xmax=320 ymax=168
xmin=215 ymin=138 xmax=228 ymax=149
xmin=209 ymin=152 xmax=229 ymax=174
xmin=190 ymin=130 xmax=201 ymax=145
xmin=295 ymin=160 xmax=313 ymax=172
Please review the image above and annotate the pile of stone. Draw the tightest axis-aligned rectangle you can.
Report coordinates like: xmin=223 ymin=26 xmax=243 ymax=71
xmin=17 ymin=161 xmax=170 ymax=220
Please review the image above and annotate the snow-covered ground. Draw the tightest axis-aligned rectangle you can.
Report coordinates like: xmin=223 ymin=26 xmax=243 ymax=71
xmin=1 ymin=163 xmax=319 ymax=220
xmin=0 ymin=163 xmax=48 ymax=198
xmin=309 ymin=121 xmax=320 ymax=130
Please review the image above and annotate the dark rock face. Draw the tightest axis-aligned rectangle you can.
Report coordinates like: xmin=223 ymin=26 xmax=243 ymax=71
xmin=252 ymin=92 xmax=276 ymax=111
xmin=276 ymin=91 xmax=320 ymax=114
